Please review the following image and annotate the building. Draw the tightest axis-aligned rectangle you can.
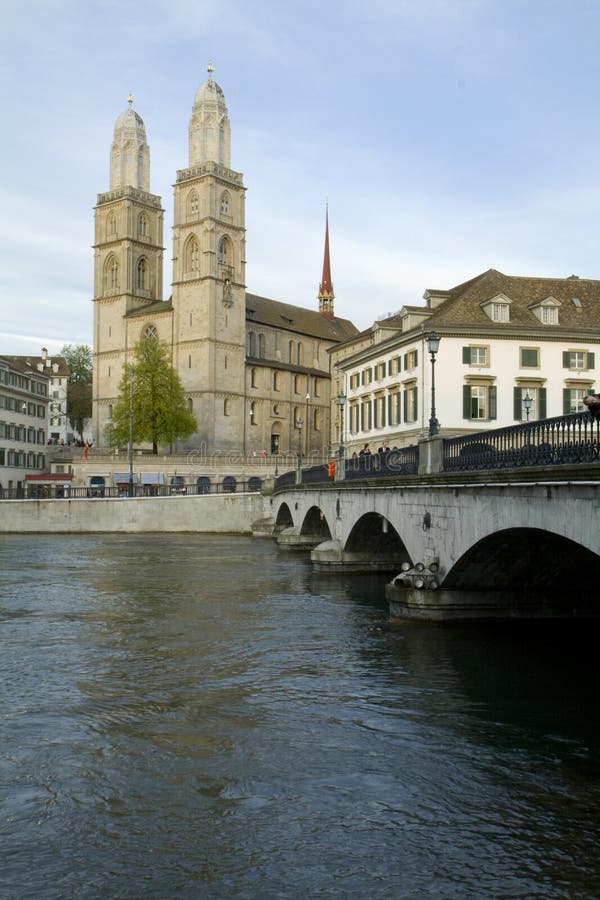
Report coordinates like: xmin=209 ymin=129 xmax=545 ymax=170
xmin=0 ymin=356 xmax=49 ymax=495
xmin=330 ymin=268 xmax=600 ymax=455
xmin=10 ymin=348 xmax=71 ymax=445
xmin=92 ymin=69 xmax=357 ymax=457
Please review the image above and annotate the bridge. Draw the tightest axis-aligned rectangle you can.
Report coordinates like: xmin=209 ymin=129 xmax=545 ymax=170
xmin=266 ymin=411 xmax=600 ymax=620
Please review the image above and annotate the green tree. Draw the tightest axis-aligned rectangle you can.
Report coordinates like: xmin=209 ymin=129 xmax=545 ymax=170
xmin=105 ymin=335 xmax=197 ymax=454
xmin=60 ymin=343 xmax=93 ymax=439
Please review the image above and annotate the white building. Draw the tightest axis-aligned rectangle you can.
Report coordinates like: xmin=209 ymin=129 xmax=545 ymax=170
xmin=330 ymin=268 xmax=600 ymax=455
xmin=0 ymin=356 xmax=49 ymax=495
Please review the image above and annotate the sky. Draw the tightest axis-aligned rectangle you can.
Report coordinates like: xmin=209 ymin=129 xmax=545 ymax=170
xmin=2 ymin=0 xmax=600 ymax=355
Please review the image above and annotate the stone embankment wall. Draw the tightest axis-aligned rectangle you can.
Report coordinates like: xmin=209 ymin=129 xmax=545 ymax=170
xmin=1 ymin=494 xmax=265 ymax=534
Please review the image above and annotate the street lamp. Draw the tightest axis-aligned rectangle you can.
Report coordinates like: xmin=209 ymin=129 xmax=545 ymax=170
xmin=296 ymin=416 xmax=303 ymax=469
xmin=128 ymin=366 xmax=134 ymax=497
xmin=523 ymin=392 xmax=532 ymax=422
xmin=426 ymin=332 xmax=441 ymax=437
xmin=337 ymin=391 xmax=346 ymax=459
xmin=305 ymin=392 xmax=310 ymax=458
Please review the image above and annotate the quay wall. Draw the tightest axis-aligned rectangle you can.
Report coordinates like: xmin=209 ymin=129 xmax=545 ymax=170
xmin=0 ymin=493 xmax=265 ymax=534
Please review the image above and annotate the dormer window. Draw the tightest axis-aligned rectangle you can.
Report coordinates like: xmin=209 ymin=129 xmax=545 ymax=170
xmin=481 ymin=293 xmax=511 ymax=323
xmin=530 ymin=295 xmax=561 ymax=325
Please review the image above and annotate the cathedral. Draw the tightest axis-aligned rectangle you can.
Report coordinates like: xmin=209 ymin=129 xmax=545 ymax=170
xmin=92 ymin=66 xmax=358 ymax=457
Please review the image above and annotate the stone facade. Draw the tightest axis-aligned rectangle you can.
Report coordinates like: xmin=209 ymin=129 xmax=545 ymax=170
xmin=92 ymin=70 xmax=357 ymax=457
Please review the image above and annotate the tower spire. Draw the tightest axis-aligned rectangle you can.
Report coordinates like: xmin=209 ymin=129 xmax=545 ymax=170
xmin=318 ymin=202 xmax=335 ymax=318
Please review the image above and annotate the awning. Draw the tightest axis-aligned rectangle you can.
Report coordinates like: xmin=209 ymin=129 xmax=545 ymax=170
xmin=141 ymin=473 xmax=165 ymax=484
xmin=113 ymin=473 xmax=138 ymax=484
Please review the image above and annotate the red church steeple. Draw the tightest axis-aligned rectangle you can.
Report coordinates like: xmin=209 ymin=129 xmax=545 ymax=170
xmin=318 ymin=203 xmax=335 ymax=318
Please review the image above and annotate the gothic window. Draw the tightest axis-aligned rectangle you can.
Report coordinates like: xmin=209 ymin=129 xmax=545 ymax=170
xmin=143 ymin=324 xmax=158 ymax=340
xmin=188 ymin=191 xmax=199 ymax=219
xmin=218 ymin=235 xmax=232 ymax=268
xmin=220 ymin=191 xmax=230 ymax=215
xmin=258 ymin=334 xmax=265 ymax=359
xmin=185 ymin=236 xmax=200 ymax=274
xmin=107 ymin=213 xmax=117 ymax=238
xmin=297 ymin=342 xmax=303 ymax=365
xmin=105 ymin=256 xmax=119 ymax=291
xmin=187 ymin=398 xmax=193 ymax=413
xmin=136 ymin=257 xmax=147 ymax=290
xmin=247 ymin=332 xmax=256 ymax=357
xmin=138 ymin=213 xmax=148 ymax=237
xmin=288 ymin=341 xmax=294 ymax=363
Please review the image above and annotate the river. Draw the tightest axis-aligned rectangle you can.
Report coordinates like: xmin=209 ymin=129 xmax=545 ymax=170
xmin=1 ymin=533 xmax=599 ymax=898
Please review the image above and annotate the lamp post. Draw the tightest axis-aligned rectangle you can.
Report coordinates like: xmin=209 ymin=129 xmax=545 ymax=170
xmin=128 ymin=366 xmax=134 ymax=497
xmin=297 ymin=416 xmax=303 ymax=469
xmin=305 ymin=392 xmax=310 ymax=458
xmin=523 ymin=392 xmax=532 ymax=422
xmin=337 ymin=391 xmax=346 ymax=459
xmin=426 ymin=332 xmax=441 ymax=437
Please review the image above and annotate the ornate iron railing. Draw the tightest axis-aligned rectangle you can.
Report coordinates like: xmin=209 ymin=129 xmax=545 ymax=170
xmin=443 ymin=412 xmax=600 ymax=472
xmin=343 ymin=446 xmax=419 ymax=480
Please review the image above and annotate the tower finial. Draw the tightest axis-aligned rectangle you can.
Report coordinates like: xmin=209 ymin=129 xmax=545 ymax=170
xmin=207 ymin=61 xmax=214 ymax=79
xmin=127 ymin=92 xmax=134 ymax=108
xmin=318 ymin=202 xmax=335 ymax=318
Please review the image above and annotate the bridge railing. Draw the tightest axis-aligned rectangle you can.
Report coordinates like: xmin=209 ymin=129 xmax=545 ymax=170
xmin=443 ymin=411 xmax=600 ymax=472
xmin=273 ymin=445 xmax=420 ymax=489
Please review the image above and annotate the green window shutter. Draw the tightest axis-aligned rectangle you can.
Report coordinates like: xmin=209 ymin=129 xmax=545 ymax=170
xmin=539 ymin=388 xmax=546 ymax=418
xmin=488 ymin=386 xmax=497 ymax=420
xmin=396 ymin=392 xmax=402 ymax=424
xmin=403 ymin=353 xmax=408 ymax=369
xmin=381 ymin=398 xmax=386 ymax=428
xmin=414 ymin=350 xmax=418 ymax=367
xmin=414 ymin=387 xmax=418 ymax=421
xmin=463 ymin=385 xmax=472 ymax=419
xmin=588 ymin=352 xmax=595 ymax=369
xmin=373 ymin=399 xmax=378 ymax=429
xmin=513 ymin=387 xmax=522 ymax=420
xmin=563 ymin=389 xmax=571 ymax=415
xmin=521 ymin=348 xmax=538 ymax=367
xmin=403 ymin=390 xmax=408 ymax=421
xmin=562 ymin=351 xmax=570 ymax=368
xmin=462 ymin=346 xmax=471 ymax=364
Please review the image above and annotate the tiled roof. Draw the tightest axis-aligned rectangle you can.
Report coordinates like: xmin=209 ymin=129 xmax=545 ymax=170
xmin=245 ymin=293 xmax=358 ymax=342
xmin=426 ymin=268 xmax=600 ymax=330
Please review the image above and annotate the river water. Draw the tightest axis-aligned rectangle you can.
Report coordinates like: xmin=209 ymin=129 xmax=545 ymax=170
xmin=1 ymin=533 xmax=599 ymax=899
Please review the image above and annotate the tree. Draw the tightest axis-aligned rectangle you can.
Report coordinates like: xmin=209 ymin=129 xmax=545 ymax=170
xmin=105 ymin=335 xmax=197 ymax=454
xmin=60 ymin=343 xmax=93 ymax=439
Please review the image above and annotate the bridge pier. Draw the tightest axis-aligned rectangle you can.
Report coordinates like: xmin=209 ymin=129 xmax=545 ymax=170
xmin=386 ymin=579 xmax=598 ymax=621
xmin=277 ymin=527 xmax=324 ymax=551
xmin=311 ymin=540 xmax=404 ymax=574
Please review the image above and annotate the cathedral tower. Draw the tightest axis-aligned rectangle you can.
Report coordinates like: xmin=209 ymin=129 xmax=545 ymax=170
xmin=318 ymin=204 xmax=335 ymax=318
xmin=171 ymin=65 xmax=247 ymax=452
xmin=92 ymin=96 xmax=164 ymax=443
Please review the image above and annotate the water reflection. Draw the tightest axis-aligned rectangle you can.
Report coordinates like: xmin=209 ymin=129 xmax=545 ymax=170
xmin=1 ymin=534 xmax=599 ymax=898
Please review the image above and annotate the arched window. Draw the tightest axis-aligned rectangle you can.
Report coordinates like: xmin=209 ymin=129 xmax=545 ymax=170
xmin=251 ymin=368 xmax=258 ymax=388
xmin=294 ymin=375 xmax=301 ymax=394
xmin=187 ymin=398 xmax=193 ymax=413
xmin=258 ymin=334 xmax=265 ymax=359
xmin=108 ymin=405 xmax=113 ymax=420
xmin=218 ymin=235 xmax=232 ymax=268
xmin=288 ymin=341 xmax=294 ymax=363
xmin=313 ymin=409 xmax=320 ymax=431
xmin=105 ymin=256 xmax=119 ymax=291
xmin=220 ymin=191 xmax=230 ymax=215
xmin=273 ymin=371 xmax=280 ymax=392
xmin=250 ymin=401 xmax=256 ymax=424
xmin=138 ymin=212 xmax=148 ymax=237
xmin=188 ymin=191 xmax=199 ymax=219
xmin=136 ymin=257 xmax=147 ymax=290
xmin=143 ymin=324 xmax=158 ymax=340
xmin=107 ymin=213 xmax=117 ymax=238
xmin=185 ymin=236 xmax=200 ymax=274
xmin=297 ymin=342 xmax=304 ymax=365
xmin=247 ymin=332 xmax=256 ymax=357
xmin=224 ymin=398 xmax=231 ymax=416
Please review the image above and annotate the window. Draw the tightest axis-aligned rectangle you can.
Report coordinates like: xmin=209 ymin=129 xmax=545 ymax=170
xmin=107 ymin=213 xmax=117 ymax=237
xmin=463 ymin=346 xmax=488 ymax=366
xmin=136 ymin=257 xmax=147 ymax=290
xmin=376 ymin=363 xmax=386 ymax=380
xmin=390 ymin=357 xmax=401 ymax=376
xmin=188 ymin=191 xmax=199 ymax=218
xmin=294 ymin=375 xmax=302 ymax=394
xmin=251 ymin=368 xmax=258 ymax=388
xmin=247 ymin=332 xmax=256 ymax=357
xmin=362 ymin=368 xmax=372 ymax=386
xmin=492 ymin=303 xmax=509 ymax=322
xmin=218 ymin=236 xmax=232 ymax=268
xmin=250 ymin=401 xmax=256 ymax=424
xmin=220 ymin=191 xmax=230 ymax=215
xmin=520 ymin=347 xmax=539 ymax=368
xmin=258 ymin=334 xmax=265 ymax=359
xmin=404 ymin=349 xmax=418 ymax=370
xmin=106 ymin=256 xmax=119 ymax=290
xmin=563 ymin=350 xmax=595 ymax=371
xmin=541 ymin=306 xmax=558 ymax=324
xmin=138 ymin=213 xmax=148 ymax=237
xmin=273 ymin=371 xmax=281 ymax=392
xmin=514 ymin=387 xmax=546 ymax=420
xmin=404 ymin=385 xmax=418 ymax=423
xmin=224 ymin=398 xmax=230 ymax=416
xmin=185 ymin=237 xmax=200 ymax=274
xmin=463 ymin=384 xmax=497 ymax=420
xmin=143 ymin=324 xmax=158 ymax=340
xmin=350 ymin=373 xmax=360 ymax=389
xmin=563 ymin=388 xmax=588 ymax=414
